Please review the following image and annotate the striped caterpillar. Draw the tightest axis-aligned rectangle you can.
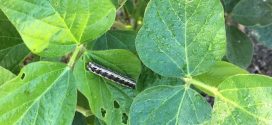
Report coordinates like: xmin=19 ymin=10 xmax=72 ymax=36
xmin=87 ymin=62 xmax=136 ymax=89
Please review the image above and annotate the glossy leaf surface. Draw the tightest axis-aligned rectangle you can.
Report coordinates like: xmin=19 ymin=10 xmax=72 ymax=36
xmin=130 ymin=85 xmax=212 ymax=125
xmin=0 ymin=62 xmax=77 ymax=125
xmin=212 ymin=75 xmax=272 ymax=124
xmin=0 ymin=0 xmax=116 ymax=57
xmin=136 ymin=0 xmax=226 ymax=77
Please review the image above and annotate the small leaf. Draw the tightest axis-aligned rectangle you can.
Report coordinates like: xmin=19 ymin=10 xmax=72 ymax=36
xmin=211 ymin=75 xmax=272 ymax=124
xmin=0 ymin=66 xmax=15 ymax=85
xmin=0 ymin=62 xmax=77 ymax=125
xmin=248 ymin=24 xmax=272 ymax=48
xmin=136 ymin=0 xmax=226 ymax=77
xmin=0 ymin=10 xmax=30 ymax=73
xmin=130 ymin=85 xmax=212 ymax=125
xmin=90 ymin=30 xmax=137 ymax=53
xmin=0 ymin=0 xmax=116 ymax=57
xmin=232 ymin=0 xmax=272 ymax=26
xmin=226 ymin=25 xmax=253 ymax=68
xmin=194 ymin=61 xmax=248 ymax=96
xmin=74 ymin=49 xmax=141 ymax=125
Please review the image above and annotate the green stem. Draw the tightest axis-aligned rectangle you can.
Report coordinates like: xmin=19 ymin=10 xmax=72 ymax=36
xmin=68 ymin=45 xmax=83 ymax=68
xmin=183 ymin=77 xmax=219 ymax=96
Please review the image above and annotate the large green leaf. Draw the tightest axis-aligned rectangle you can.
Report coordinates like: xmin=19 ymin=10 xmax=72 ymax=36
xmin=90 ymin=30 xmax=137 ymax=53
xmin=0 ymin=62 xmax=77 ymax=124
xmin=0 ymin=10 xmax=30 ymax=73
xmin=136 ymin=0 xmax=226 ymax=77
xmin=232 ymin=0 xmax=272 ymax=26
xmin=74 ymin=49 xmax=141 ymax=125
xmin=130 ymin=85 xmax=212 ymax=125
xmin=0 ymin=66 xmax=15 ymax=85
xmin=0 ymin=0 xmax=116 ymax=57
xmin=226 ymin=25 xmax=253 ymax=68
xmin=211 ymin=75 xmax=272 ymax=124
xmin=194 ymin=61 xmax=248 ymax=96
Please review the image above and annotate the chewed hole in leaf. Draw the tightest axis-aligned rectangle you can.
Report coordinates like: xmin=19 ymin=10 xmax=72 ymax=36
xmin=114 ymin=100 xmax=120 ymax=108
xmin=122 ymin=113 xmax=128 ymax=124
xmin=101 ymin=108 xmax=106 ymax=117
xmin=21 ymin=73 xmax=25 ymax=80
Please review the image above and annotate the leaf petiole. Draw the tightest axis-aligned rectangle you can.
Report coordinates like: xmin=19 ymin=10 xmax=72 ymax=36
xmin=183 ymin=77 xmax=219 ymax=96
xmin=68 ymin=45 xmax=84 ymax=68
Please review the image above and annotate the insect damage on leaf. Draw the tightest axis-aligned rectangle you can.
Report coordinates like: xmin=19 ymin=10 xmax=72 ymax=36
xmin=87 ymin=62 xmax=136 ymax=89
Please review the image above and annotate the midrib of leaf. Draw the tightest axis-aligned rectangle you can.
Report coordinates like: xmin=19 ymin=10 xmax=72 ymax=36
xmin=14 ymin=67 xmax=69 ymax=124
xmin=0 ymin=3 xmax=78 ymax=44
xmin=184 ymin=1 xmax=190 ymax=76
xmin=77 ymin=0 xmax=90 ymax=43
xmin=167 ymin=0 xmax=190 ymax=76
xmin=215 ymin=92 xmax=270 ymax=123
xmin=141 ymin=88 xmax=183 ymax=124
xmin=175 ymin=88 xmax=187 ymax=125
xmin=153 ymin=2 xmax=184 ymax=74
xmin=47 ymin=2 xmax=79 ymax=43
xmin=51 ymin=70 xmax=71 ymax=125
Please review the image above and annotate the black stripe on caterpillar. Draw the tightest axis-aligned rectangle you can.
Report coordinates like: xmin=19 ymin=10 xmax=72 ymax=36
xmin=87 ymin=62 xmax=136 ymax=89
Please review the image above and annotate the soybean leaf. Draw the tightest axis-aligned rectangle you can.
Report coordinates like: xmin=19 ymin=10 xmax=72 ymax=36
xmin=90 ymin=30 xmax=137 ymax=53
xmin=0 ymin=66 xmax=15 ymax=85
xmin=0 ymin=0 xmax=116 ymax=57
xmin=0 ymin=10 xmax=30 ymax=73
xmin=226 ymin=25 xmax=253 ymax=68
xmin=194 ymin=61 xmax=248 ymax=96
xmin=130 ymin=85 xmax=212 ymax=125
xmin=248 ymin=24 xmax=272 ymax=48
xmin=136 ymin=0 xmax=226 ymax=77
xmin=74 ymin=49 xmax=141 ymax=125
xmin=0 ymin=62 xmax=77 ymax=125
xmin=211 ymin=74 xmax=272 ymax=124
xmin=232 ymin=0 xmax=272 ymax=26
